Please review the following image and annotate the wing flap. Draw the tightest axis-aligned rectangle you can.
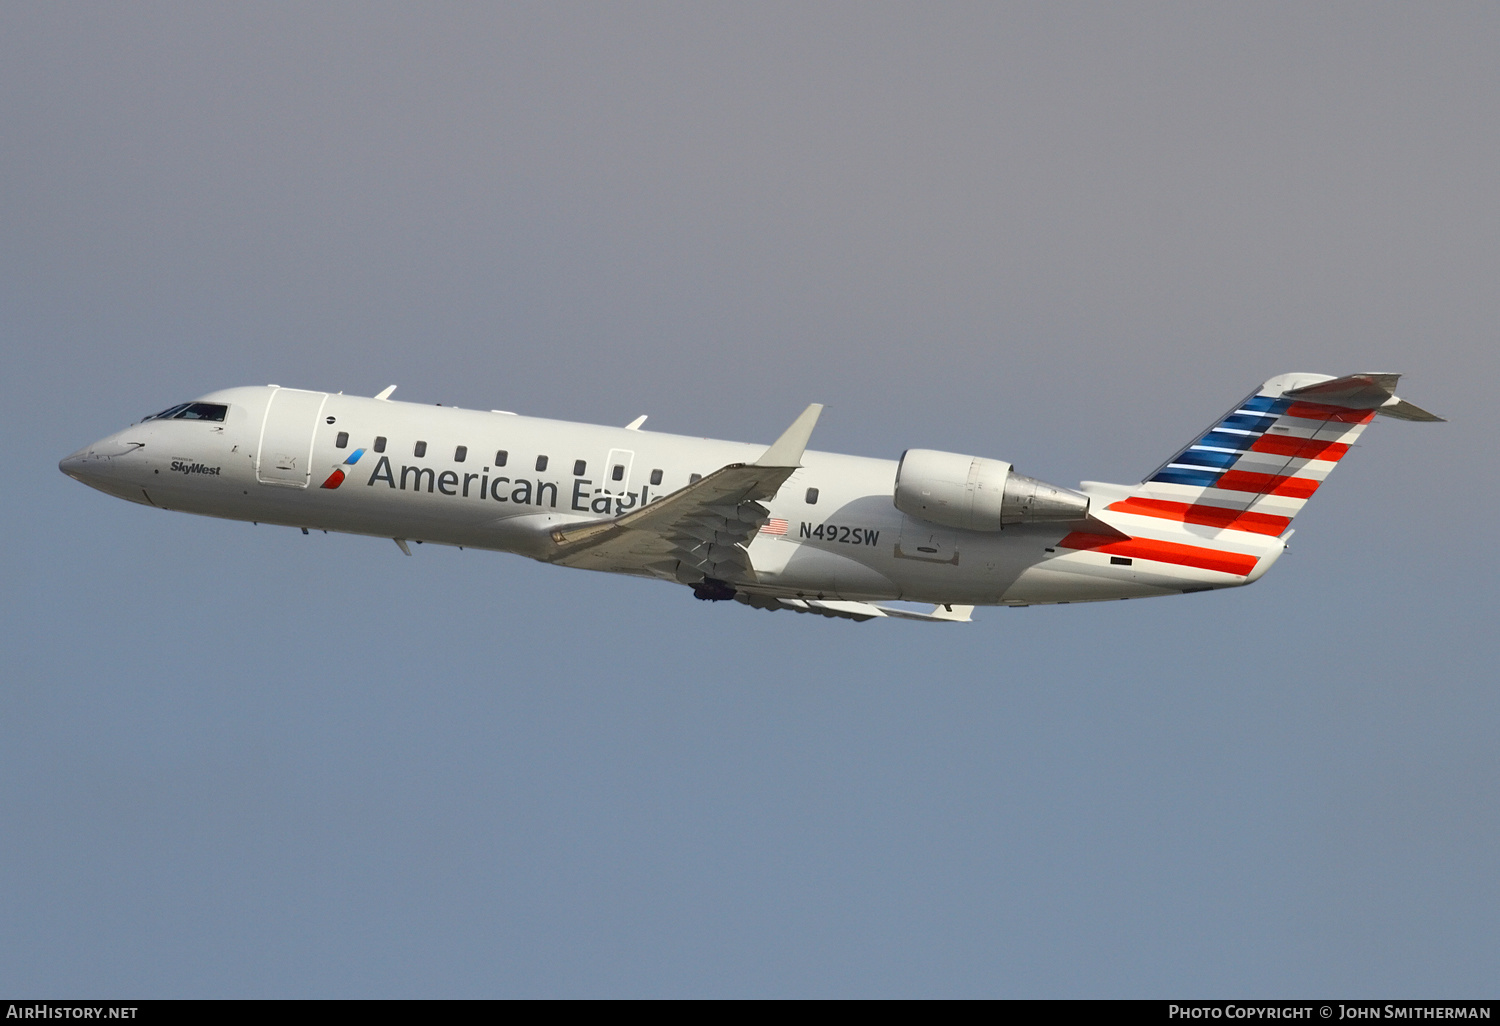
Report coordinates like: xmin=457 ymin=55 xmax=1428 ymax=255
xmin=545 ymin=403 xmax=842 ymax=584
xmin=733 ymin=592 xmax=974 ymax=623
xmin=549 ymin=403 xmax=828 ymax=580
xmin=549 ymin=462 xmax=796 ymax=580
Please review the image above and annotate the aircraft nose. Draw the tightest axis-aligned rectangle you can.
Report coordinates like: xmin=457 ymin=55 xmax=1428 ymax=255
xmin=58 ymin=449 xmax=87 ymax=478
xmin=58 ymin=437 xmax=145 ymax=487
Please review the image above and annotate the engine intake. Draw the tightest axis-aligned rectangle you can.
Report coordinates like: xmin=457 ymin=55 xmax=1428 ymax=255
xmin=893 ymin=448 xmax=1090 ymax=532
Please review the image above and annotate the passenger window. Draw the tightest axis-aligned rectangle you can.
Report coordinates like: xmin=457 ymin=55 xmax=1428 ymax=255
xmin=805 ymin=487 xmax=819 ymax=504
xmin=650 ymin=469 xmax=663 ymax=486
xmin=495 ymin=450 xmax=508 ymax=467
xmin=535 ymin=455 xmax=548 ymax=472
xmin=573 ymin=460 xmax=586 ymax=476
xmin=374 ymin=436 xmax=387 ymax=453
xmin=612 ymin=464 xmax=625 ymax=481
xmin=335 ymin=432 xmax=349 ymax=449
xmin=690 ymin=473 xmax=702 ymax=484
xmin=455 ymin=446 xmax=467 ymax=462
xmin=414 ymin=441 xmax=427 ymax=458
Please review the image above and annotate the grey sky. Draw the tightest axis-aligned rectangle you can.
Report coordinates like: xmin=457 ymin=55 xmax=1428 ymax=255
xmin=2 ymin=3 xmax=1496 ymax=996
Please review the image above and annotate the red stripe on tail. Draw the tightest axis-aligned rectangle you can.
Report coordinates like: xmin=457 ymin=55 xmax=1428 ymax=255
xmin=1214 ymin=470 xmax=1320 ymax=499
xmin=1106 ymin=498 xmax=1291 ymax=536
xmin=1058 ymin=532 xmax=1260 ymax=576
xmin=1249 ymin=435 xmax=1351 ymax=461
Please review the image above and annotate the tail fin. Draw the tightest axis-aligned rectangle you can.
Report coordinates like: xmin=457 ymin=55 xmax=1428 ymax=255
xmin=1120 ymin=372 xmax=1441 ymax=538
xmin=1069 ymin=373 xmax=1441 ymax=585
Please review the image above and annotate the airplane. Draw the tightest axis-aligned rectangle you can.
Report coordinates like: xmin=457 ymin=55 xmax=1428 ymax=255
xmin=59 ymin=372 xmax=1440 ymax=623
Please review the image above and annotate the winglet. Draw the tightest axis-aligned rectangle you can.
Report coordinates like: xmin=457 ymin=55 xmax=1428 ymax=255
xmin=756 ymin=404 xmax=824 ymax=467
xmin=375 ymin=385 xmax=397 ymax=401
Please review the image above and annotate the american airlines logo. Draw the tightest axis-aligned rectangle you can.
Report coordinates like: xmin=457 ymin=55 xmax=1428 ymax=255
xmin=319 ymin=448 xmax=365 ymax=489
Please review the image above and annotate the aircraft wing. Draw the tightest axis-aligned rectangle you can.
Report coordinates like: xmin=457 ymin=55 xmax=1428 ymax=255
xmin=734 ymin=592 xmax=974 ymax=622
xmin=548 ymin=405 xmax=823 ymax=584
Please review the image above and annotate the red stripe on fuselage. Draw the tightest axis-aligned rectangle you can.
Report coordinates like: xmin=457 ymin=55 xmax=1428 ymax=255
xmin=1057 ymin=532 xmax=1260 ymax=576
xmin=1214 ymin=470 xmax=1320 ymax=499
xmin=320 ymin=469 xmax=345 ymax=489
xmin=1105 ymin=498 xmax=1292 ymax=536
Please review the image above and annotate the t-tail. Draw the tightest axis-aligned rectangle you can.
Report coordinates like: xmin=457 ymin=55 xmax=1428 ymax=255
xmin=1068 ymin=373 xmax=1442 ymax=590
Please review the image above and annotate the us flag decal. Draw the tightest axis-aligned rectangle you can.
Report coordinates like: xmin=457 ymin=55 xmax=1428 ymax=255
xmin=761 ymin=518 xmax=789 ymax=536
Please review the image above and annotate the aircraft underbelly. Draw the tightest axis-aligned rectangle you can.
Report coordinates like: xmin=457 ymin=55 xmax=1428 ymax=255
xmin=760 ymin=544 xmax=897 ymax=600
xmin=1003 ymin=565 xmax=1184 ymax=604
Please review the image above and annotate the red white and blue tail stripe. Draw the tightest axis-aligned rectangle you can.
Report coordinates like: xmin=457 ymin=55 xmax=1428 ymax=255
xmin=1123 ymin=386 xmax=1374 ymax=537
xmin=1060 ymin=373 xmax=1441 ymax=585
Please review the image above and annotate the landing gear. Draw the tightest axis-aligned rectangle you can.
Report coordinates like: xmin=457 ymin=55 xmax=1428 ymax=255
xmin=692 ymin=578 xmax=737 ymax=602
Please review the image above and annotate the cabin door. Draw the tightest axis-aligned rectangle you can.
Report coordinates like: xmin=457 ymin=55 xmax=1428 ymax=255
xmin=256 ymin=388 xmax=329 ymax=488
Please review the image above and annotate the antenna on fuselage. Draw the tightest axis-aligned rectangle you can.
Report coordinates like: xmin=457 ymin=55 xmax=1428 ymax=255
xmin=375 ymin=385 xmax=397 ymax=401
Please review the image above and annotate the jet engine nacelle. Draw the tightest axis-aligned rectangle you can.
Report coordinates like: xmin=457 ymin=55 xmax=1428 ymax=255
xmin=893 ymin=448 xmax=1090 ymax=532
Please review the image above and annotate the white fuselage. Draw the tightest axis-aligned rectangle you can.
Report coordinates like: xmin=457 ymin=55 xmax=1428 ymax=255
xmin=61 ymin=385 xmax=1281 ymax=607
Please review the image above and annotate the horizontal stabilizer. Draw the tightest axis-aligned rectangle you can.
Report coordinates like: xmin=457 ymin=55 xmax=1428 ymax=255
xmin=1376 ymin=399 xmax=1445 ymax=422
xmin=1284 ymin=372 xmax=1402 ymax=407
xmin=1284 ymin=372 xmax=1445 ymax=421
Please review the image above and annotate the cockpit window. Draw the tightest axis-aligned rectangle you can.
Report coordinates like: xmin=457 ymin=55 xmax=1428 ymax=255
xmin=144 ymin=402 xmax=227 ymax=422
